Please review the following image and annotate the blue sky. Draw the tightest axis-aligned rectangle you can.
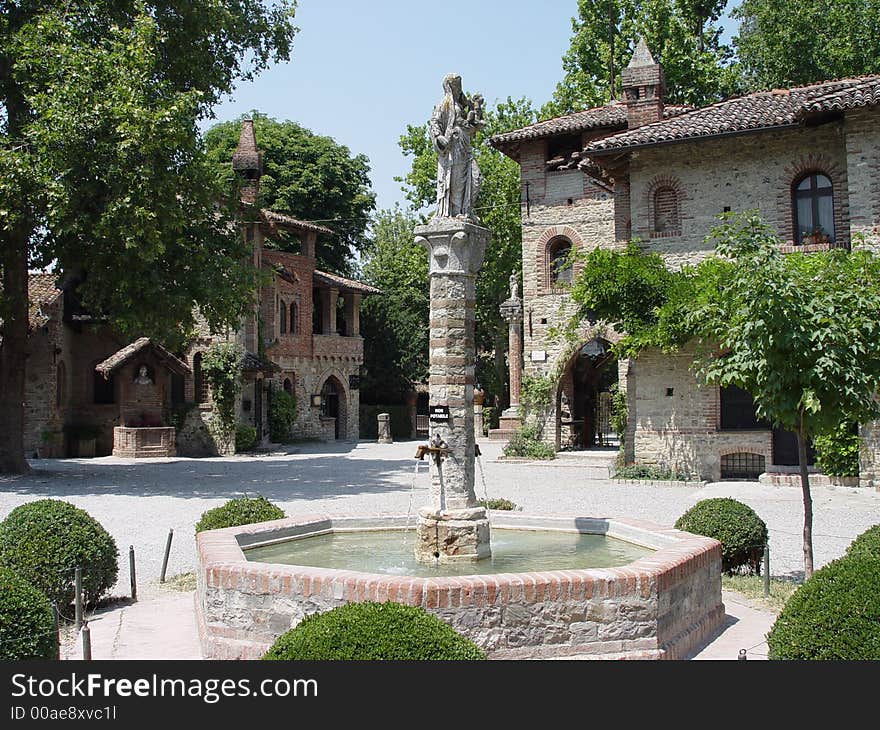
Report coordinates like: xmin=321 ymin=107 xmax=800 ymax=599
xmin=205 ymin=1 xmax=740 ymax=213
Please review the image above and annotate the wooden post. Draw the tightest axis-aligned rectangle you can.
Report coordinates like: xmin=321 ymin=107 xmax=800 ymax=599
xmin=74 ymin=567 xmax=83 ymax=631
xmin=160 ymin=529 xmax=174 ymax=583
xmin=129 ymin=545 xmax=137 ymax=601
xmin=82 ymin=623 xmax=91 ymax=661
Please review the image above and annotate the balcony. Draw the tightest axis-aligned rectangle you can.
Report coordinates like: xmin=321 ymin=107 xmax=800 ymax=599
xmin=312 ymin=334 xmax=363 ymax=361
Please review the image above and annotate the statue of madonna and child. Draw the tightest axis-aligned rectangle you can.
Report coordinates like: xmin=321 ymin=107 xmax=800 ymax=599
xmin=429 ymin=73 xmax=485 ymax=223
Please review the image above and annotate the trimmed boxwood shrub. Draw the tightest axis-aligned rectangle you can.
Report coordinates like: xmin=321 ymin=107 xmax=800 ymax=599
xmin=235 ymin=423 xmax=257 ymax=452
xmin=0 ymin=500 xmax=118 ymax=607
xmin=0 ymin=568 xmax=57 ymax=660
xmin=767 ymin=556 xmax=880 ymax=660
xmin=674 ymin=497 xmax=767 ymax=575
xmin=195 ymin=496 xmax=285 ymax=533
xmin=262 ymin=602 xmax=486 ymax=660
xmin=846 ymin=524 xmax=880 ymax=560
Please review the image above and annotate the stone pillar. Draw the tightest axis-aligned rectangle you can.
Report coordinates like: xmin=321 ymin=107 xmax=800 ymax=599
xmin=328 ymin=288 xmax=339 ymax=335
xmin=377 ymin=412 xmax=393 ymax=444
xmin=497 ymin=290 xmax=524 ymax=433
xmin=473 ymin=386 xmax=485 ymax=441
xmin=346 ymin=293 xmax=361 ymax=336
xmin=413 ymin=219 xmax=491 ymax=563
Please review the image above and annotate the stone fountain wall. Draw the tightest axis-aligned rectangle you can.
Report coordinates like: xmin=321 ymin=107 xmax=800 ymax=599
xmin=195 ymin=515 xmax=724 ymax=660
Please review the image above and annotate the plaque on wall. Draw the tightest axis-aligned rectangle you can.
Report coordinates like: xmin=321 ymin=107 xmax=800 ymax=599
xmin=348 ymin=375 xmax=360 ymax=390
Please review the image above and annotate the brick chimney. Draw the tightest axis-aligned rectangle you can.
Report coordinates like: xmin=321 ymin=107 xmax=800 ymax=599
xmin=621 ymin=38 xmax=665 ymax=129
xmin=231 ymin=119 xmax=262 ymax=204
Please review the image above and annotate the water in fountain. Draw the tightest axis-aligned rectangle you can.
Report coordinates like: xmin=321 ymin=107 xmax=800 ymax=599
xmin=403 ymin=458 xmax=427 ymax=546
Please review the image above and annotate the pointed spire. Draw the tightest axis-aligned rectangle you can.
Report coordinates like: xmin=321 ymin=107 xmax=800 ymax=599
xmin=621 ymin=38 xmax=665 ymax=128
xmin=232 ymin=119 xmax=261 ymax=173
xmin=627 ymin=37 xmax=657 ymax=69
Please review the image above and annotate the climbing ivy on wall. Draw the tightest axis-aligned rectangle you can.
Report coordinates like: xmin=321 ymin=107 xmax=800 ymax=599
xmin=201 ymin=342 xmax=243 ymax=440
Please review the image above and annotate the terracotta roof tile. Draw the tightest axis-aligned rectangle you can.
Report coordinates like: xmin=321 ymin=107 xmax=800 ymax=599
xmin=313 ymin=269 xmax=380 ymax=295
xmin=260 ymin=209 xmax=333 ymax=236
xmin=490 ymin=101 xmax=690 ymax=147
xmin=585 ymin=75 xmax=880 ymax=154
xmin=95 ymin=337 xmax=190 ymax=377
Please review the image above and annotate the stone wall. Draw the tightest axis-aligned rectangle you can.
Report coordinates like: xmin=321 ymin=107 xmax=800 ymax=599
xmin=844 ymin=108 xmax=880 ymax=252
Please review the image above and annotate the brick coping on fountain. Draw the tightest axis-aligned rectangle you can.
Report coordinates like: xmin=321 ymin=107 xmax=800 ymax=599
xmin=196 ymin=513 xmax=724 ymax=660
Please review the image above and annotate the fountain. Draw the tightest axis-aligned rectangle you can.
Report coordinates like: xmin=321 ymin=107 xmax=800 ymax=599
xmin=195 ymin=74 xmax=724 ymax=660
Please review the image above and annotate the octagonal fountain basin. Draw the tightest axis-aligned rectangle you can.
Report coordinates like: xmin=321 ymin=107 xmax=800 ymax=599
xmin=196 ymin=513 xmax=724 ymax=660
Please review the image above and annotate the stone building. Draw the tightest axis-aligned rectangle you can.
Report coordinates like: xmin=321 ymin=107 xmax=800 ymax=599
xmin=21 ymin=120 xmax=378 ymax=458
xmin=491 ymin=40 xmax=880 ymax=482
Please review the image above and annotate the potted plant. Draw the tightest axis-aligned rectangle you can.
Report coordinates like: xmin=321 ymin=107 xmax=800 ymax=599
xmin=38 ymin=425 xmax=63 ymax=459
xmin=63 ymin=423 xmax=101 ymax=458
xmin=802 ymin=227 xmax=829 ymax=246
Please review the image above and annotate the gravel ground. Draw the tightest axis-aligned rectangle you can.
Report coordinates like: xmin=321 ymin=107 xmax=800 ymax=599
xmin=1 ymin=439 xmax=878 ymax=596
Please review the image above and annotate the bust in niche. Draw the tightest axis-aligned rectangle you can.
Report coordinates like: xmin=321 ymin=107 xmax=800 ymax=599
xmin=134 ymin=365 xmax=153 ymax=385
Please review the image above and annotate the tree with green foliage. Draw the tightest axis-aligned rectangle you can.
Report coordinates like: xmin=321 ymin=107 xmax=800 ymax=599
xmin=733 ymin=0 xmax=880 ymax=90
xmin=686 ymin=215 xmax=880 ymax=577
xmin=358 ymin=208 xmax=428 ymax=402
xmin=545 ymin=0 xmax=737 ymax=116
xmin=204 ymin=113 xmax=375 ymax=276
xmin=0 ymin=2 xmax=298 ymax=474
xmin=397 ymin=96 xmax=538 ymax=408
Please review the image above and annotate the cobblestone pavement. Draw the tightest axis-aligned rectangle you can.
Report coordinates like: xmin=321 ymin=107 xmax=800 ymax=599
xmin=2 ymin=438 xmax=877 ymax=594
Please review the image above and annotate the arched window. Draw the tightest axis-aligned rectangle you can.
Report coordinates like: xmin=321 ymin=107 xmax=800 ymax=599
xmin=793 ymin=172 xmax=835 ymax=244
xmin=548 ymin=237 xmax=573 ymax=286
xmin=290 ymin=302 xmax=298 ymax=335
xmin=279 ymin=299 xmax=287 ymax=335
xmin=193 ymin=352 xmax=208 ymax=404
xmin=653 ymin=186 xmax=680 ymax=233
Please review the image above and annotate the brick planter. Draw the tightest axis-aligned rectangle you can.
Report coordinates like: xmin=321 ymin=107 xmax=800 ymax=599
xmin=196 ymin=513 xmax=723 ymax=660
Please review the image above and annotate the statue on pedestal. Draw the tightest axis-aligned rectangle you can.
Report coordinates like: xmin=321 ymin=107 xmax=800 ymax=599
xmin=429 ymin=73 xmax=484 ymax=222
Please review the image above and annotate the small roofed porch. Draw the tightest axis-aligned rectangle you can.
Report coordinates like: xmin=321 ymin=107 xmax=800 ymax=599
xmin=95 ymin=338 xmax=190 ymax=458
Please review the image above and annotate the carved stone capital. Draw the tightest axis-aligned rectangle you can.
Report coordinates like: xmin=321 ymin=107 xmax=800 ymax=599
xmin=415 ymin=220 xmax=490 ymax=277
xmin=500 ymin=296 xmax=523 ymax=323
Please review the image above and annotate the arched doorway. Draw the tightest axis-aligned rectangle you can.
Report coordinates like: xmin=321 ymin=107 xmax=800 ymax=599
xmin=320 ymin=376 xmax=346 ymax=440
xmin=558 ymin=338 xmax=618 ymax=450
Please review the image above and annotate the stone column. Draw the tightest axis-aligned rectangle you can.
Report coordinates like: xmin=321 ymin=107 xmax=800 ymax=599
xmin=377 ymin=412 xmax=393 ymax=444
xmin=500 ymin=292 xmax=522 ymax=423
xmin=413 ymin=219 xmax=491 ymax=563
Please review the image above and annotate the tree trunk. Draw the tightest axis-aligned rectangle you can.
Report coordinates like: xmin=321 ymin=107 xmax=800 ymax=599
xmin=796 ymin=415 xmax=813 ymax=579
xmin=0 ymin=220 xmax=32 ymax=474
xmin=493 ymin=326 xmax=508 ymax=412
xmin=608 ymin=18 xmax=616 ymax=98
xmin=0 ymin=64 xmax=33 ymax=474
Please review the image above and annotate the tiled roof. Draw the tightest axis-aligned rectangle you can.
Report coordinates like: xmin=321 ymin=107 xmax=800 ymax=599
xmin=586 ymin=75 xmax=880 ymax=154
xmin=28 ymin=273 xmax=62 ymax=329
xmin=489 ymin=101 xmax=689 ymax=147
xmin=802 ymin=76 xmax=880 ymax=113
xmin=260 ymin=209 xmax=333 ymax=236
xmin=95 ymin=337 xmax=190 ymax=377
xmin=313 ymin=270 xmax=380 ymax=295
xmin=241 ymin=350 xmax=281 ymax=373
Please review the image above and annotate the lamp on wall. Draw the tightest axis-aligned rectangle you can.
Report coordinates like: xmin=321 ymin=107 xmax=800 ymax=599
xmin=310 ymin=394 xmax=322 ymax=408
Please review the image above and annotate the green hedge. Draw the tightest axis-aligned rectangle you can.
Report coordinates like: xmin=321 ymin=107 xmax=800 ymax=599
xmin=846 ymin=524 xmax=880 ymax=560
xmin=235 ymin=423 xmax=257 ymax=452
xmin=268 ymin=388 xmax=297 ymax=442
xmin=767 ymin=556 xmax=880 ymax=660
xmin=503 ymin=424 xmax=555 ymax=460
xmin=674 ymin=498 xmax=767 ymax=575
xmin=262 ymin=602 xmax=485 ymax=660
xmin=0 ymin=568 xmax=57 ymax=660
xmin=813 ymin=421 xmax=860 ymax=477
xmin=0 ymin=499 xmax=118 ymax=607
xmin=195 ymin=496 xmax=285 ymax=533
